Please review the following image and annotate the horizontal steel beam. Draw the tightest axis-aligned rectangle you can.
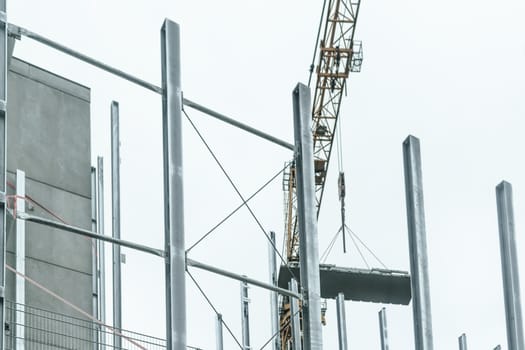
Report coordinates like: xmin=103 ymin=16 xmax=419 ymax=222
xmin=183 ymin=98 xmax=294 ymax=151
xmin=6 ymin=22 xmax=294 ymax=152
xmin=16 ymin=212 xmax=165 ymax=257
xmin=7 ymin=23 xmax=162 ymax=94
xmin=186 ymin=258 xmax=301 ymax=299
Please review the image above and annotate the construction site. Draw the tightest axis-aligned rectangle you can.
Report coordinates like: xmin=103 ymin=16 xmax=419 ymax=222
xmin=1 ymin=0 xmax=524 ymax=349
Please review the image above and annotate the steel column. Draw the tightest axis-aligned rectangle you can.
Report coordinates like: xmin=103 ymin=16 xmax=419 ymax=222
xmin=0 ymin=1 xmax=7 ymax=349
xmin=336 ymin=293 xmax=348 ymax=350
xmin=289 ymin=279 xmax=302 ymax=350
xmin=241 ymin=280 xmax=251 ymax=350
xmin=293 ymin=83 xmax=322 ymax=349
xmin=379 ymin=308 xmax=389 ymax=350
xmin=161 ymin=19 xmax=186 ymax=350
xmin=496 ymin=181 xmax=524 ymax=350
xmin=403 ymin=135 xmax=434 ymax=350
xmin=15 ymin=170 xmax=25 ymax=350
xmin=216 ymin=314 xmax=224 ymax=350
xmin=111 ymin=101 xmax=122 ymax=350
xmin=458 ymin=333 xmax=467 ymax=350
xmin=90 ymin=167 xmax=99 ymax=350
xmin=268 ymin=231 xmax=280 ymax=350
xmin=97 ymin=157 xmax=106 ymax=326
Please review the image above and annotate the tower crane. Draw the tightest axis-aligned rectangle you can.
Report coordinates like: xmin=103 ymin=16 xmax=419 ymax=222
xmin=280 ymin=0 xmax=363 ymax=347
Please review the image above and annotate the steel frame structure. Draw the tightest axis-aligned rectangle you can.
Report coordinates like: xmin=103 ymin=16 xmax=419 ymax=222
xmin=2 ymin=14 xmax=306 ymax=350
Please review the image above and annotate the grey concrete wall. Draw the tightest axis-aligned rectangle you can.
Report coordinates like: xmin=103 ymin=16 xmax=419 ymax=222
xmin=5 ymin=57 xmax=93 ymax=328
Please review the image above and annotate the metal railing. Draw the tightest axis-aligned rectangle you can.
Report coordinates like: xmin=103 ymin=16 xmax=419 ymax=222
xmin=5 ymin=301 xmax=166 ymax=350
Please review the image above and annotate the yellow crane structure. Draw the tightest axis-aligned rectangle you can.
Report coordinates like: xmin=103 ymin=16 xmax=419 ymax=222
xmin=280 ymin=0 xmax=363 ymax=347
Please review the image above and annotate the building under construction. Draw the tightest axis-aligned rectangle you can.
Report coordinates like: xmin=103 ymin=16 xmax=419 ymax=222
xmin=0 ymin=1 xmax=524 ymax=350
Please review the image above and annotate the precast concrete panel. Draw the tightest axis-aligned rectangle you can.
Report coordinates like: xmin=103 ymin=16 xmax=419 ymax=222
xmin=6 ymin=58 xmax=91 ymax=198
xmin=4 ymin=57 xmax=93 ymax=325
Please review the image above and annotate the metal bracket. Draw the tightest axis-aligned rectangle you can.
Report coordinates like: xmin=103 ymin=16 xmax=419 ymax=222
xmin=7 ymin=24 xmax=21 ymax=40
xmin=0 ymin=191 xmax=5 ymax=204
xmin=0 ymin=11 xmax=6 ymax=24
xmin=0 ymin=100 xmax=6 ymax=113
xmin=0 ymin=286 xmax=4 ymax=299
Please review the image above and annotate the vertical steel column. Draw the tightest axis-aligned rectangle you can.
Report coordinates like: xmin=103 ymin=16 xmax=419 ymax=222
xmin=15 ymin=170 xmax=25 ymax=350
xmin=496 ymin=181 xmax=525 ymax=350
xmin=293 ymin=83 xmax=322 ymax=350
xmin=90 ymin=167 xmax=99 ymax=350
xmin=268 ymin=231 xmax=280 ymax=350
xmin=379 ymin=308 xmax=389 ymax=350
xmin=111 ymin=101 xmax=122 ymax=349
xmin=458 ymin=333 xmax=467 ymax=350
xmin=241 ymin=280 xmax=251 ymax=350
xmin=161 ymin=19 xmax=186 ymax=350
xmin=403 ymin=135 xmax=434 ymax=350
xmin=97 ymin=157 xmax=106 ymax=326
xmin=0 ymin=1 xmax=7 ymax=349
xmin=289 ymin=279 xmax=302 ymax=350
xmin=336 ymin=293 xmax=348 ymax=350
xmin=215 ymin=314 xmax=224 ymax=350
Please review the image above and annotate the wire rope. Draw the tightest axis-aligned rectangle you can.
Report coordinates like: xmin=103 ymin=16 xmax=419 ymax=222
xmin=186 ymin=160 xmax=293 ymax=253
xmin=183 ymin=109 xmax=301 ymax=284
xmin=345 ymin=225 xmax=388 ymax=269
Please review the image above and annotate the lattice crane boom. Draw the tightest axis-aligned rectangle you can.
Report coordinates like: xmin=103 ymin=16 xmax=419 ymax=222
xmin=283 ymin=0 xmax=362 ymax=262
xmin=280 ymin=0 xmax=363 ymax=347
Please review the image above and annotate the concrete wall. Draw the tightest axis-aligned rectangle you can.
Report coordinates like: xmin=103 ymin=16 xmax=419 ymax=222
xmin=5 ymin=57 xmax=93 ymax=322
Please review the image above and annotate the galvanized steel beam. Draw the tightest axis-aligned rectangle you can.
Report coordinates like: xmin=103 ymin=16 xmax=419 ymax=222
xmin=336 ymin=293 xmax=348 ymax=350
xmin=16 ymin=212 xmax=165 ymax=257
xmin=0 ymin=3 xmax=7 ymax=348
xmin=7 ymin=23 xmax=162 ymax=94
xmin=90 ymin=167 xmax=99 ymax=350
xmin=458 ymin=333 xmax=467 ymax=350
xmin=379 ymin=308 xmax=389 ymax=350
xmin=186 ymin=258 xmax=301 ymax=299
xmin=240 ymin=280 xmax=251 ymax=350
xmin=293 ymin=83 xmax=323 ymax=350
xmin=496 ymin=181 xmax=525 ymax=350
xmin=183 ymin=98 xmax=294 ymax=151
xmin=15 ymin=170 xmax=25 ymax=350
xmin=161 ymin=19 xmax=186 ymax=350
xmin=289 ymin=279 xmax=302 ymax=350
xmin=268 ymin=231 xmax=281 ymax=350
xmin=97 ymin=156 xmax=106 ymax=325
xmin=403 ymin=135 xmax=434 ymax=350
xmin=216 ymin=314 xmax=224 ymax=350
xmin=111 ymin=101 xmax=122 ymax=350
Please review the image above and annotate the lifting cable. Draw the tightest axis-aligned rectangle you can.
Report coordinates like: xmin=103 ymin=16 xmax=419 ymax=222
xmin=183 ymin=109 xmax=301 ymax=285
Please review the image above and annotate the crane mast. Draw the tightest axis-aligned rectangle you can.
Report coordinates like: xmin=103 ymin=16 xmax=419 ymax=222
xmin=280 ymin=0 xmax=362 ymax=347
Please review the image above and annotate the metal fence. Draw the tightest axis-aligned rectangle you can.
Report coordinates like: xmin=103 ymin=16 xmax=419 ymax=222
xmin=5 ymin=301 xmax=166 ymax=350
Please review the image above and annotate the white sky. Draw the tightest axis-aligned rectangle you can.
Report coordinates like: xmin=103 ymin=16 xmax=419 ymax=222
xmin=8 ymin=1 xmax=525 ymax=349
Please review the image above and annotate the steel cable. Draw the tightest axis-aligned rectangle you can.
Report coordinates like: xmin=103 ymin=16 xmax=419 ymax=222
xmin=186 ymin=160 xmax=294 ymax=253
xmin=183 ymin=109 xmax=301 ymax=284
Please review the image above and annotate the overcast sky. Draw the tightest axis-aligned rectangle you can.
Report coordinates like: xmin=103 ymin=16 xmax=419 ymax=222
xmin=8 ymin=1 xmax=525 ymax=349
